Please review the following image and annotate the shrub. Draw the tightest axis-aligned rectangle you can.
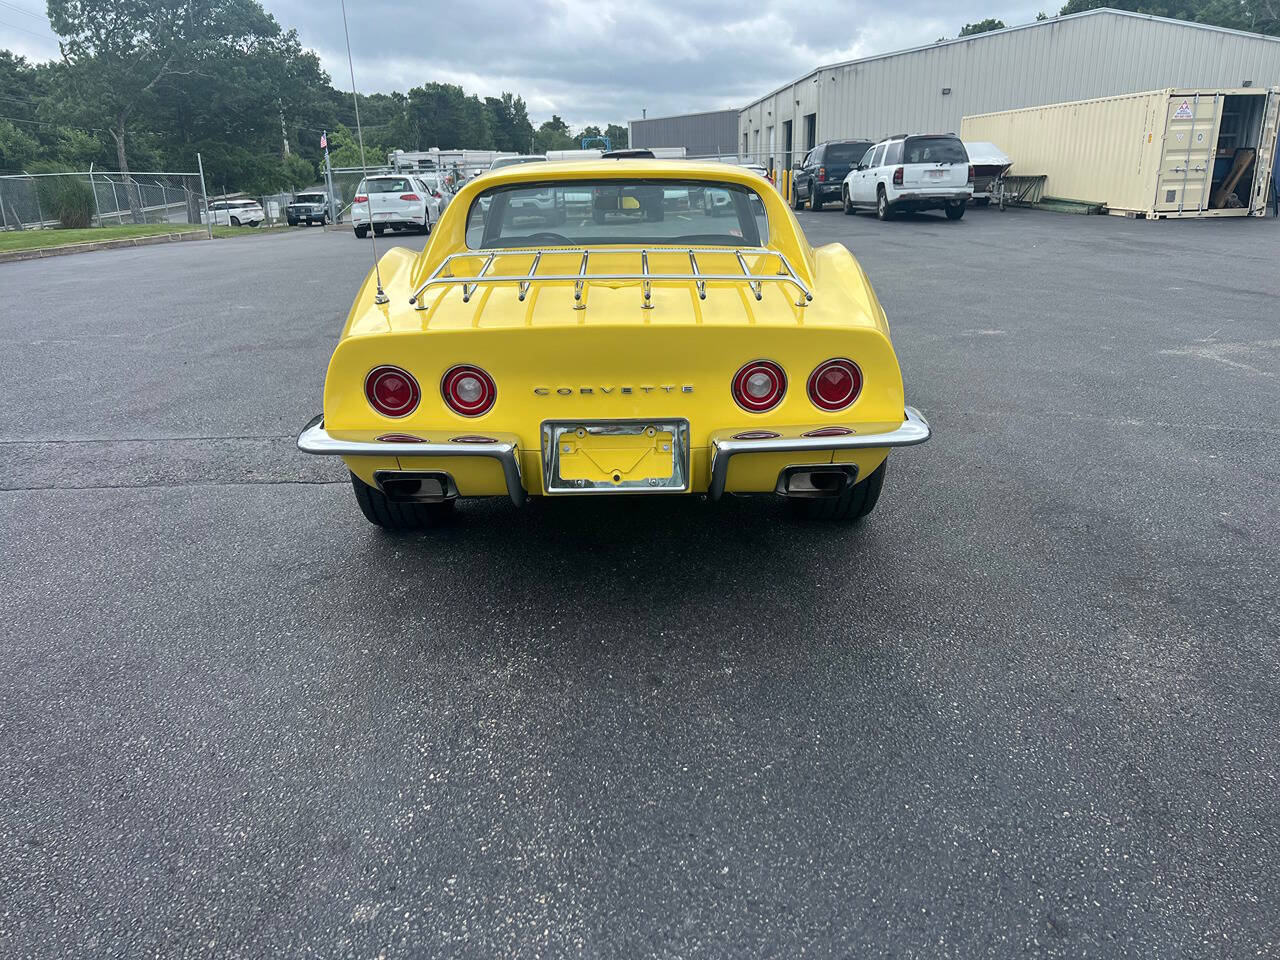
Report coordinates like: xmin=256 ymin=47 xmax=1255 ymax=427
xmin=30 ymin=164 xmax=96 ymax=229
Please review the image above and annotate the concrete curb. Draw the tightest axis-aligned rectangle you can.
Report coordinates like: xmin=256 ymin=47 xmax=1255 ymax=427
xmin=0 ymin=229 xmax=210 ymax=264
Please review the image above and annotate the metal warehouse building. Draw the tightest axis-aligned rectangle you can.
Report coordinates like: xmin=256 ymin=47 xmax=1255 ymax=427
xmin=629 ymin=109 xmax=740 ymax=158
xmin=737 ymin=8 xmax=1280 ymax=170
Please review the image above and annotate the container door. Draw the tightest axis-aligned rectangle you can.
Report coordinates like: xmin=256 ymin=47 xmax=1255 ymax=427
xmin=1154 ymin=94 xmax=1219 ymax=214
xmin=1248 ymin=90 xmax=1279 ymax=217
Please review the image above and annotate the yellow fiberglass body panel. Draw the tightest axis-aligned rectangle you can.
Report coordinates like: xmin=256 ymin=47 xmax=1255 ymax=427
xmin=307 ymin=159 xmax=927 ymax=518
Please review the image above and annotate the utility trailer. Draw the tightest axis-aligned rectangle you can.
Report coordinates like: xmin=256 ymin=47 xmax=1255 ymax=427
xmin=961 ymin=87 xmax=1279 ymax=219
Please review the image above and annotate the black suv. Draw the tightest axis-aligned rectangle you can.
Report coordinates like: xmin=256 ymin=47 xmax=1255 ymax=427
xmin=792 ymin=139 xmax=874 ymax=211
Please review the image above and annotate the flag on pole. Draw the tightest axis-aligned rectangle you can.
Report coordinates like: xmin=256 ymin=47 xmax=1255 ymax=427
xmin=320 ymin=133 xmax=328 ymax=150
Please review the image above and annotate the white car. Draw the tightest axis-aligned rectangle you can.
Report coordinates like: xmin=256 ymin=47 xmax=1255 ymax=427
xmin=842 ymin=134 xmax=972 ymax=221
xmin=351 ymin=175 xmax=438 ymax=238
xmin=489 ymin=155 xmax=548 ymax=171
xmin=205 ymin=198 xmax=264 ymax=227
xmin=415 ymin=173 xmax=454 ymax=214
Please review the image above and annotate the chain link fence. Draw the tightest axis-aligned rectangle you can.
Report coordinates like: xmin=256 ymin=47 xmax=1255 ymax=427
xmin=0 ymin=171 xmax=207 ymax=231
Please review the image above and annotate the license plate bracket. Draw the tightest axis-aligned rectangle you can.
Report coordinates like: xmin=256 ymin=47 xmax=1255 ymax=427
xmin=541 ymin=419 xmax=690 ymax=494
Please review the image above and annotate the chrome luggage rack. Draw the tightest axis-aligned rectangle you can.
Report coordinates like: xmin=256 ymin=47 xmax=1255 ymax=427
xmin=407 ymin=247 xmax=814 ymax=310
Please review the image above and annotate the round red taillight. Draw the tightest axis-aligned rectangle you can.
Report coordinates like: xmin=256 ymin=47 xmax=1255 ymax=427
xmin=731 ymin=360 xmax=786 ymax=413
xmin=807 ymin=359 xmax=862 ymax=412
xmin=365 ymin=365 xmax=420 ymax=418
xmin=441 ymin=364 xmax=496 ymax=417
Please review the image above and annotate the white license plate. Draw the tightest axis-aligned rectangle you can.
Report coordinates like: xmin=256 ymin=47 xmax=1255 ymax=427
xmin=927 ymin=170 xmax=946 ymax=179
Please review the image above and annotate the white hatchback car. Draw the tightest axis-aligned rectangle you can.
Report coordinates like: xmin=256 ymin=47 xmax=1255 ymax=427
xmin=351 ymin=175 xmax=440 ymax=238
xmin=842 ymin=134 xmax=972 ymax=221
xmin=205 ymin=198 xmax=264 ymax=227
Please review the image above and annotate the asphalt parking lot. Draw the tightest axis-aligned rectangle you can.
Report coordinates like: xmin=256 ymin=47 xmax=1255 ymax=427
xmin=2 ymin=207 xmax=1278 ymax=958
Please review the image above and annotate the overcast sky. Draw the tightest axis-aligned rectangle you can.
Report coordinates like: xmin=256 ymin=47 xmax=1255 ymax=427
xmin=3 ymin=0 xmax=1048 ymax=129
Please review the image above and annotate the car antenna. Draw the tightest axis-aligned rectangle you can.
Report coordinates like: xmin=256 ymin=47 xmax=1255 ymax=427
xmin=340 ymin=0 xmax=388 ymax=305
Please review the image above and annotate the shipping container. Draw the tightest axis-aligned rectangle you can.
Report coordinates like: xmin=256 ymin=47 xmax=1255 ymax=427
xmin=961 ymin=87 xmax=1279 ymax=218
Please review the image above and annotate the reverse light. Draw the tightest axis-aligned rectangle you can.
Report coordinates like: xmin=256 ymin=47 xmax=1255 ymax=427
xmin=400 ymin=193 xmax=421 ymax=201
xmin=441 ymin=364 xmax=496 ymax=417
xmin=449 ymin=434 xmax=498 ymax=444
xmin=732 ymin=360 xmax=786 ymax=413
xmin=365 ymin=366 xmax=420 ymax=418
xmin=807 ymin=359 xmax=862 ymax=412
xmin=802 ymin=426 xmax=854 ymax=438
xmin=817 ymin=166 xmax=827 ymax=182
xmin=732 ymin=430 xmax=781 ymax=440
xmin=377 ymin=433 xmax=424 ymax=443
xmin=892 ymin=166 xmax=904 ymax=186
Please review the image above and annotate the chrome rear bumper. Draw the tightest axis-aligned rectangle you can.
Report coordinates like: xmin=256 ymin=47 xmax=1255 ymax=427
xmin=299 ymin=406 xmax=930 ymax=506
xmin=297 ymin=415 xmax=527 ymax=506
xmin=707 ymin=405 xmax=931 ymax=501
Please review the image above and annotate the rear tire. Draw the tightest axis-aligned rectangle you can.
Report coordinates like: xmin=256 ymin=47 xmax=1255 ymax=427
xmin=842 ymin=187 xmax=856 ymax=215
xmin=373 ymin=225 xmax=386 ymax=236
xmin=354 ymin=225 xmax=368 ymax=238
xmin=809 ymin=182 xmax=822 ymax=211
xmin=945 ymin=202 xmax=965 ymax=221
xmin=876 ymin=187 xmax=893 ymax=221
xmin=790 ymin=460 xmax=886 ymax=522
xmin=350 ymin=473 xmax=455 ymax=531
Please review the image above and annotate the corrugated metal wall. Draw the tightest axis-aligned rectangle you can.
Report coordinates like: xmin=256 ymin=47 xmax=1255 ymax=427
xmin=629 ymin=110 xmax=741 ymax=157
xmin=739 ymin=10 xmax=1280 ymax=165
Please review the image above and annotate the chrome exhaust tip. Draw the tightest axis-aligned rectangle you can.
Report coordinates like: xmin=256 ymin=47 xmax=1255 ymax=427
xmin=775 ymin=464 xmax=858 ymax=499
xmin=374 ymin=471 xmax=458 ymax=503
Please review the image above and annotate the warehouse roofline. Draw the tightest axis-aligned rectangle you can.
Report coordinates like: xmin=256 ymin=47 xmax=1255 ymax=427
xmin=740 ymin=8 xmax=1280 ymax=112
xmin=628 ymin=107 xmax=739 ymax=125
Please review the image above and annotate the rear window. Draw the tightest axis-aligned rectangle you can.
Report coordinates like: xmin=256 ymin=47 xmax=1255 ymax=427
xmin=466 ymin=179 xmax=769 ymax=249
xmin=359 ymin=177 xmax=412 ymax=194
xmin=903 ymin=137 xmax=968 ymax=164
xmin=295 ymin=193 xmax=325 ymax=203
xmin=825 ymin=142 xmax=871 ymax=165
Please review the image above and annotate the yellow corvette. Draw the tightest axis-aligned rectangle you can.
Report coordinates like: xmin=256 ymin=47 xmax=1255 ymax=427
xmin=299 ymin=160 xmax=930 ymax=529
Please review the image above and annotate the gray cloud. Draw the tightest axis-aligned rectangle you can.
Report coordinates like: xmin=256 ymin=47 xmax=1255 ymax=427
xmin=1 ymin=0 xmax=1048 ymax=129
xmin=268 ymin=0 xmax=1045 ymax=127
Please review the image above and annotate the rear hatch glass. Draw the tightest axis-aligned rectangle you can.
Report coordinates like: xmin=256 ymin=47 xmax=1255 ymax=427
xmin=360 ymin=177 xmax=413 ymax=194
xmin=901 ymin=137 xmax=969 ymax=187
xmin=823 ymin=142 xmax=872 ymax=175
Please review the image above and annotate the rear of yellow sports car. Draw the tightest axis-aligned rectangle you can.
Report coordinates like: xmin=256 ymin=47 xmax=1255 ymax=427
xmin=299 ymin=161 xmax=929 ymax=528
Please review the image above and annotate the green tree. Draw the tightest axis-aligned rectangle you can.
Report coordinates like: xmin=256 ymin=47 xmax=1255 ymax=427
xmin=1057 ymin=0 xmax=1278 ymax=34
xmin=604 ymin=123 xmax=629 ymax=149
xmin=959 ymin=17 xmax=1006 ymax=34
xmin=533 ymin=115 xmax=575 ymax=153
xmin=485 ymin=93 xmax=535 ymax=152
xmin=0 ymin=120 xmax=41 ymax=172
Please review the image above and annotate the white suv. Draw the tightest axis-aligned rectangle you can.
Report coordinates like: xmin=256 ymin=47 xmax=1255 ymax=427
xmin=842 ymin=134 xmax=972 ymax=221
